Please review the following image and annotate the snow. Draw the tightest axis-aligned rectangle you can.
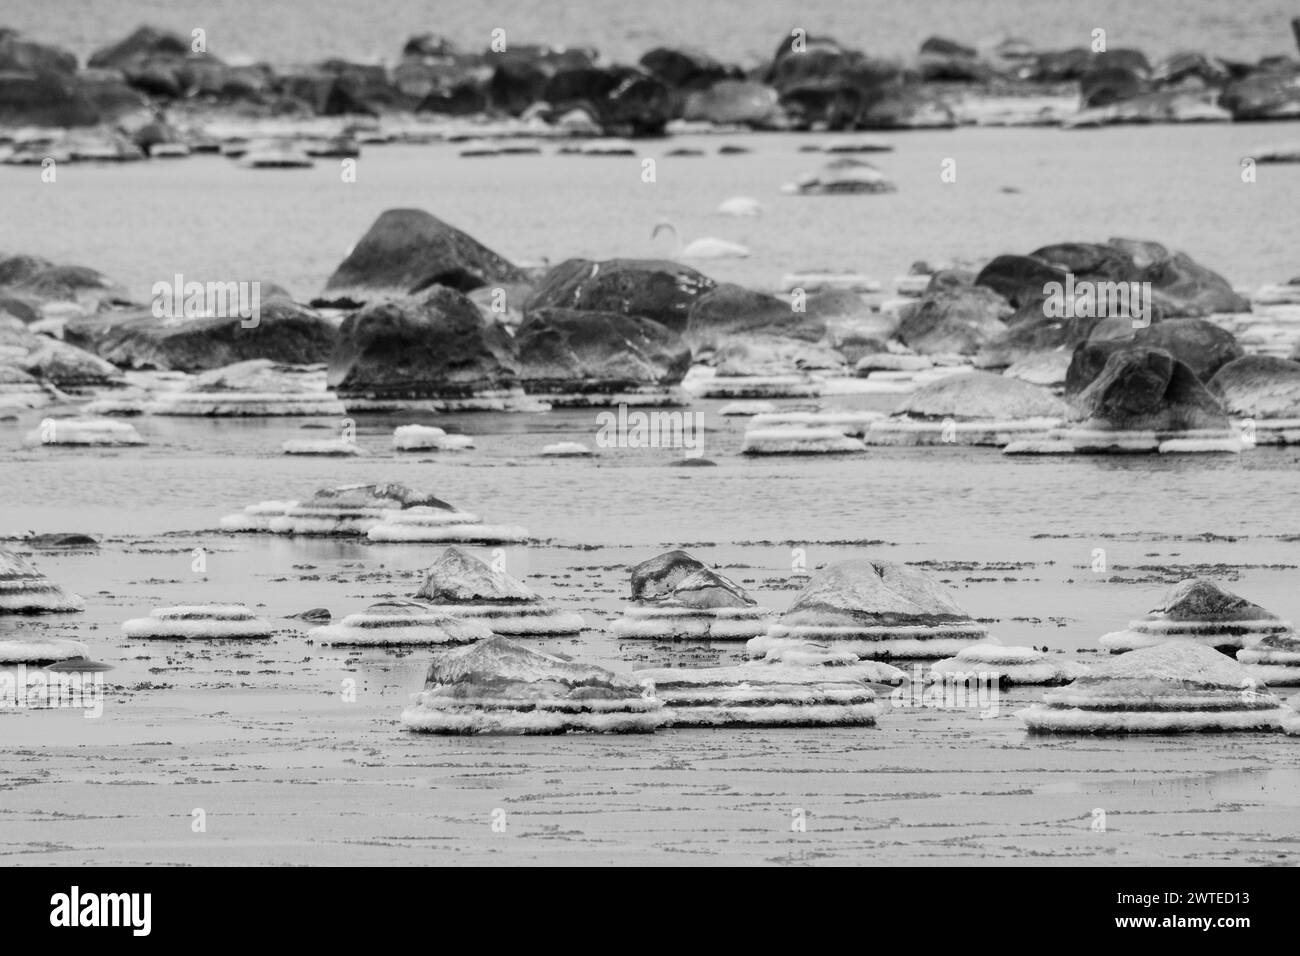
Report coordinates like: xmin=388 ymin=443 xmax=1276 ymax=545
xmin=429 ymin=604 xmax=586 ymax=635
xmin=1017 ymin=705 xmax=1287 ymax=734
xmin=611 ymin=605 xmax=772 ymax=640
xmin=541 ymin=441 xmax=593 ymax=457
xmin=152 ymin=393 xmax=346 ymax=416
xmin=750 ymin=410 xmax=884 ymax=436
xmin=392 ymin=425 xmax=474 ymax=451
xmin=750 ymin=631 xmax=986 ymax=661
xmin=866 ymin=417 xmax=1060 ymax=447
xmin=218 ymin=500 xmax=298 ymax=531
xmin=309 ymin=602 xmax=492 ymax=646
xmin=1100 ymin=616 xmax=1291 ymax=651
xmin=366 ymin=520 xmax=530 ymax=543
xmin=122 ymin=604 xmax=273 ymax=639
xmin=717 ymin=401 xmax=776 ymax=416
xmin=0 ymin=547 xmax=85 ymax=613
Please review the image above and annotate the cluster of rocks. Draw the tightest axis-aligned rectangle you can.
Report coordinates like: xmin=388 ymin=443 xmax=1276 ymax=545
xmin=7 ymin=21 xmax=1300 ymax=165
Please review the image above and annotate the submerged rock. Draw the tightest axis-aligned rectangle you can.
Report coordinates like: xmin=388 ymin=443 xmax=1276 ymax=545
xmin=309 ymin=600 xmax=492 ymax=646
xmin=319 ymin=208 xmax=526 ymax=305
xmin=751 ymin=559 xmax=988 ymax=661
xmin=928 ymin=642 xmax=1089 ymax=685
xmin=613 ymin=553 xmax=770 ymax=640
xmin=412 ymin=547 xmax=583 ymax=635
xmin=1018 ymin=641 xmax=1288 ymax=734
xmin=401 ymin=636 xmax=661 ymax=735
xmin=1099 ymin=578 xmax=1290 ymax=652
xmin=121 ymin=604 xmax=274 ymax=640
xmin=0 ymin=547 xmax=85 ymax=613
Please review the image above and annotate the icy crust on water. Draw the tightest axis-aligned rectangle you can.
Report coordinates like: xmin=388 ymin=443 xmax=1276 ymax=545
xmin=1100 ymin=578 xmax=1290 ymax=651
xmin=1238 ymin=632 xmax=1300 ymax=685
xmin=928 ymin=642 xmax=1090 ymax=685
xmin=694 ymin=375 xmax=824 ymax=399
xmin=0 ymin=637 xmax=89 ymax=664
xmin=0 ymin=547 xmax=85 ymax=614
xmin=635 ymin=661 xmax=885 ymax=727
xmin=219 ymin=483 xmax=474 ymax=536
xmin=122 ymin=604 xmax=274 ymax=639
xmin=741 ymin=426 xmax=867 ymax=455
xmin=751 ymin=559 xmax=987 ymax=660
xmin=24 ymin=418 xmax=145 ymax=446
xmin=1018 ymin=641 xmax=1289 ymax=734
xmin=401 ymin=636 xmax=659 ymax=735
xmin=1005 ymin=429 xmax=1243 ymax=455
xmin=281 ymin=439 xmax=361 ymax=456
xmin=391 ymin=425 xmax=474 ymax=451
xmin=866 ymin=417 xmax=1061 ymax=447
xmin=308 ymin=600 xmax=492 ymax=646
xmin=612 ymin=553 xmax=771 ymax=639
xmin=412 ymin=547 xmax=583 ymax=635
xmin=366 ymin=509 xmax=529 ymax=544
xmin=749 ymin=410 xmax=884 ymax=436
xmin=152 ymin=393 xmax=347 ymax=416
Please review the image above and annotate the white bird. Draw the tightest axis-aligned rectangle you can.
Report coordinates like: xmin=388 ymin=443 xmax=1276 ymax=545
xmin=717 ymin=196 xmax=764 ymax=217
xmin=652 ymin=221 xmax=751 ymax=260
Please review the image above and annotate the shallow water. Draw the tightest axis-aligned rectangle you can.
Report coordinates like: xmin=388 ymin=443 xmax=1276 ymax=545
xmin=4 ymin=124 xmax=1300 ymax=302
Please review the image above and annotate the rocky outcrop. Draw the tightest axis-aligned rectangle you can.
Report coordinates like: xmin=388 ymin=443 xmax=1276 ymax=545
xmin=524 ymin=258 xmax=716 ymax=333
xmin=1067 ymin=347 xmax=1229 ymax=431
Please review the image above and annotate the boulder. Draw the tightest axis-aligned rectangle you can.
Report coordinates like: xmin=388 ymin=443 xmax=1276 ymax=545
xmin=974 ymin=255 xmax=1069 ymax=309
xmin=319 ymin=208 xmax=526 ymax=305
xmin=638 ymin=47 xmax=732 ymax=92
xmin=684 ymin=283 xmax=824 ymax=351
xmin=0 ymin=29 xmax=78 ymax=74
xmin=630 ymin=550 xmax=707 ymax=601
xmin=1207 ymin=355 xmax=1300 ymax=418
xmin=892 ymin=370 xmax=1065 ymax=420
xmin=327 ymin=285 xmax=519 ymax=400
xmin=543 ymin=66 xmax=671 ymax=135
xmin=1066 ymin=318 xmax=1243 ymax=393
xmin=896 ymin=285 xmax=1012 ymax=355
xmin=1220 ymin=65 xmax=1300 ymax=120
xmin=683 ymin=80 xmax=783 ymax=126
xmin=1067 ymin=347 xmax=1229 ymax=431
xmin=524 ymin=258 xmax=716 ymax=332
xmin=516 ymin=307 xmax=690 ymax=398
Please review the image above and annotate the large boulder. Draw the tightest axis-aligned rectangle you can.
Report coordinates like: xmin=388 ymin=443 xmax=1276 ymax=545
xmin=684 ymin=283 xmax=823 ymax=351
xmin=0 ymin=69 xmax=149 ymax=127
xmin=319 ymin=209 xmax=526 ymax=306
xmin=1207 ymin=355 xmax=1300 ymax=418
xmin=543 ymin=66 xmax=671 ymax=135
xmin=973 ymin=306 xmax=1100 ymax=369
xmin=524 ymin=258 xmax=716 ymax=333
xmin=1067 ymin=347 xmax=1229 ymax=431
xmin=896 ymin=285 xmax=1012 ymax=355
xmin=1220 ymin=65 xmax=1300 ymax=120
xmin=516 ymin=307 xmax=689 ymax=396
xmin=327 ymin=286 xmax=519 ymax=400
xmin=893 ymin=370 xmax=1066 ymax=420
xmin=1066 ymin=318 xmax=1242 ymax=393
xmin=1104 ymin=238 xmax=1249 ymax=316
xmin=0 ymin=324 xmax=122 ymax=388
xmin=780 ymin=559 xmax=975 ymax=629
xmin=638 ymin=48 xmax=732 ymax=92
xmin=683 ymin=80 xmax=783 ymax=126
xmin=974 ymin=255 xmax=1069 ymax=309
xmin=65 ymin=294 xmax=336 ymax=371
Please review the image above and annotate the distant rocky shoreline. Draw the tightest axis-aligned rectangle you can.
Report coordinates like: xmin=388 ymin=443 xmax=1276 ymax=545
xmin=4 ymin=20 xmax=1300 ymax=163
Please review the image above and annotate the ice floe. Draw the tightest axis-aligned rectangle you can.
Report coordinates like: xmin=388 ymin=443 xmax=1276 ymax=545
xmin=928 ymin=642 xmax=1090 ymax=685
xmin=741 ymin=425 xmax=867 ymax=455
xmin=281 ymin=439 xmax=361 ymax=456
xmin=611 ymin=551 xmax=771 ymax=640
xmin=541 ymin=441 xmax=593 ymax=457
xmin=749 ymin=559 xmax=988 ymax=661
xmin=121 ymin=604 xmax=274 ymax=640
xmin=308 ymin=600 xmax=492 ymax=646
xmin=411 ymin=547 xmax=583 ymax=635
xmin=0 ymin=637 xmax=89 ymax=664
xmin=1237 ymin=630 xmax=1300 ymax=686
xmin=1099 ymin=578 xmax=1290 ymax=652
xmin=220 ymin=483 xmax=474 ymax=537
xmin=24 ymin=418 xmax=145 ymax=446
xmin=401 ymin=636 xmax=660 ymax=734
xmin=1017 ymin=640 xmax=1289 ymax=734
xmin=0 ymin=547 xmax=85 ymax=614
xmin=392 ymin=425 xmax=474 ymax=451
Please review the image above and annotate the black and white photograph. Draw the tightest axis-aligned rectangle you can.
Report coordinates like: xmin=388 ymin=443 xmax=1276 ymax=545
xmin=0 ymin=0 xmax=1297 ymax=907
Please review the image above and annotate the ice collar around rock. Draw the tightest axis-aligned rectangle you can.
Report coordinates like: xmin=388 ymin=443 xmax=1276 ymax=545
xmin=415 ymin=546 xmax=537 ymax=603
xmin=1150 ymin=578 xmax=1276 ymax=623
xmin=426 ymin=635 xmax=640 ymax=692
xmin=1085 ymin=639 xmax=1261 ymax=688
xmin=781 ymin=559 xmax=974 ymax=627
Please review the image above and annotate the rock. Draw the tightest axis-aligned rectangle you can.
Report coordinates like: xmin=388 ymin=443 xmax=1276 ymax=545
xmin=684 ymin=283 xmax=824 ymax=353
xmin=65 ymin=294 xmax=336 ymax=372
xmin=639 ymin=47 xmax=732 ymax=91
xmin=1104 ymin=238 xmax=1250 ymax=316
xmin=1068 ymin=347 xmax=1228 ymax=432
xmin=974 ymin=255 xmax=1069 ymax=309
xmin=1079 ymin=65 xmax=1149 ymax=108
xmin=219 ymin=482 xmax=458 ymax=535
xmin=855 ymin=353 xmax=930 ymax=373
xmin=929 ymin=642 xmax=1089 ymax=685
xmin=319 ymin=208 xmax=526 ymax=305
xmin=897 ymin=285 xmax=1012 ymax=355
xmin=892 ymin=370 xmax=1065 ymax=420
xmin=0 ymin=546 xmax=85 ymax=613
xmin=544 ymin=66 xmax=672 ymax=135
xmin=614 ymin=558 xmax=769 ymax=640
xmin=327 ymin=286 xmax=520 ymax=404
xmin=309 ymin=600 xmax=492 ymax=646
xmin=0 ymin=29 xmax=78 ymax=75
xmin=1208 ymin=355 xmax=1300 ymax=418
xmin=1003 ymin=351 xmax=1073 ymax=387
xmin=1017 ymin=640 xmax=1288 ymax=734
xmin=524 ymin=258 xmax=716 ymax=332
xmin=1099 ymin=578 xmax=1288 ymax=652
xmin=516 ymin=307 xmax=689 ymax=404
xmin=121 ymin=604 xmax=274 ymax=639
xmin=1066 ymin=89 xmax=1231 ymax=126
xmin=683 ymin=79 xmax=782 ymax=126
xmin=0 ymin=68 xmax=149 ymax=127
xmin=6 ymin=331 xmax=124 ymax=388
xmin=783 ymin=157 xmax=896 ymax=194
xmin=750 ymin=559 xmax=987 ymax=661
xmin=1067 ymin=318 xmax=1243 ymax=393
xmin=400 ymin=636 xmax=661 ymax=735
xmin=413 ymin=547 xmax=584 ymax=635
xmin=1220 ymin=65 xmax=1300 ymax=121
